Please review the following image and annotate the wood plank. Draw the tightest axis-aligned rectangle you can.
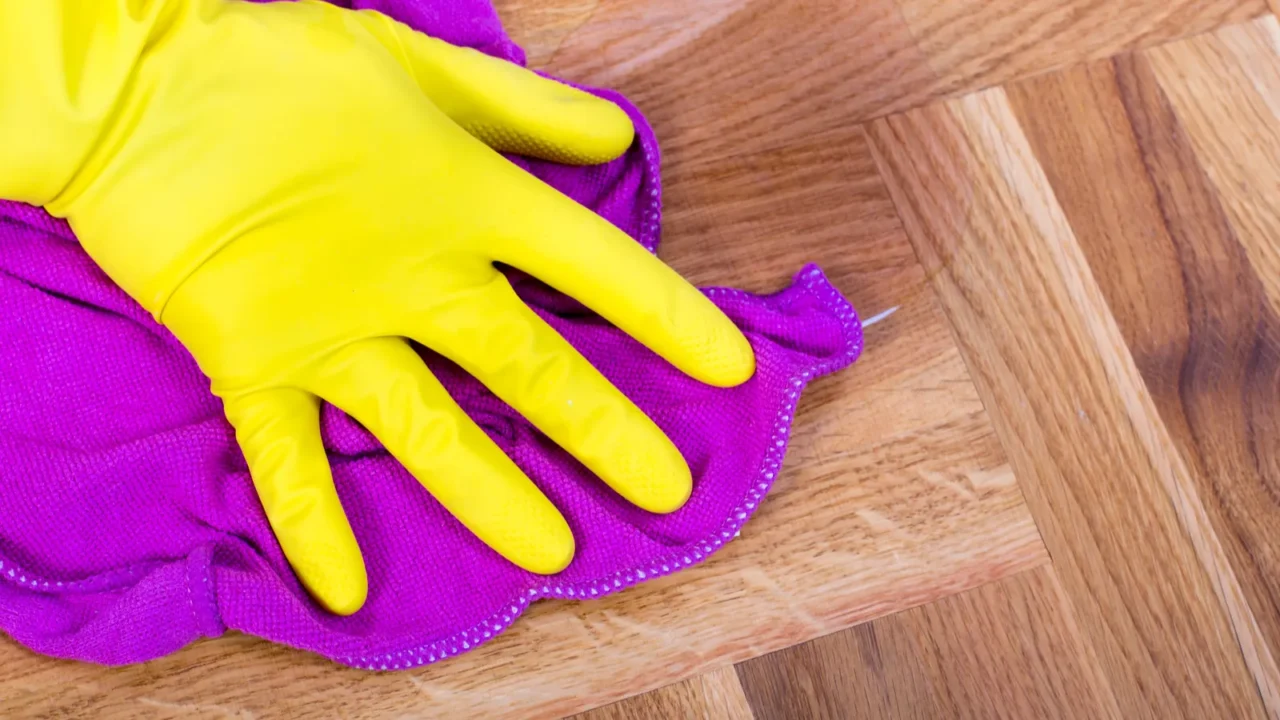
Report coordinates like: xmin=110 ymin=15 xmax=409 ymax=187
xmin=573 ymin=667 xmax=754 ymax=720
xmin=0 ymin=93 xmax=1044 ymax=720
xmin=495 ymin=0 xmax=1265 ymax=166
xmin=0 ymin=409 xmax=1042 ymax=719
xmin=1002 ymin=28 xmax=1280 ymax=712
xmin=739 ymin=609 xmax=942 ymax=720
xmin=867 ymin=83 xmax=1268 ymax=717
xmin=1147 ymin=18 xmax=1280 ymax=317
xmin=736 ymin=567 xmax=1118 ymax=720
xmin=659 ymin=128 xmax=989 ymax=448
xmin=516 ymin=0 xmax=933 ymax=163
xmin=895 ymin=0 xmax=1266 ymax=107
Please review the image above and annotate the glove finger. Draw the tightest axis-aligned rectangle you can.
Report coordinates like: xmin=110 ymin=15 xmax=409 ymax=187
xmin=223 ymin=388 xmax=367 ymax=615
xmin=306 ymin=336 xmax=575 ymax=575
xmin=487 ymin=178 xmax=757 ymax=389
xmin=356 ymin=10 xmax=634 ymax=164
xmin=410 ymin=276 xmax=693 ymax=514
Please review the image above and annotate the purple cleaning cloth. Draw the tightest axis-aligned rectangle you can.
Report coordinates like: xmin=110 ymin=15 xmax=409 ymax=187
xmin=0 ymin=0 xmax=862 ymax=669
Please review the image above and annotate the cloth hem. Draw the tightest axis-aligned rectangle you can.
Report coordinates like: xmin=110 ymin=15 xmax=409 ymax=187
xmin=322 ymin=263 xmax=863 ymax=670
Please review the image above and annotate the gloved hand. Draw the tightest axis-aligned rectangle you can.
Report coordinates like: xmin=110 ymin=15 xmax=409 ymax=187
xmin=0 ymin=0 xmax=754 ymax=614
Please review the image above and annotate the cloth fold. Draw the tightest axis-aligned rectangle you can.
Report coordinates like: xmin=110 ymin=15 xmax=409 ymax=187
xmin=0 ymin=0 xmax=862 ymax=668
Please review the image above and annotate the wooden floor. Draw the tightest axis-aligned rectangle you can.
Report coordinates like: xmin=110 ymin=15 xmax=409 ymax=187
xmin=4 ymin=1 xmax=1280 ymax=718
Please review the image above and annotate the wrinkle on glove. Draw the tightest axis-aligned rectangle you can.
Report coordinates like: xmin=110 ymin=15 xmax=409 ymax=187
xmin=0 ymin=0 xmax=862 ymax=668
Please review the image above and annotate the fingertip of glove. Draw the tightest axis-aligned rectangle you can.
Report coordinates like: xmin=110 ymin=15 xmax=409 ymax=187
xmin=507 ymin=70 xmax=636 ymax=164
xmin=712 ymin=328 xmax=758 ymax=388
xmin=521 ymin=527 xmax=576 ymax=575
xmin=315 ymin=575 xmax=369 ymax=616
xmin=576 ymin=97 xmax=636 ymax=163
xmin=687 ymin=313 xmax=757 ymax=389
xmin=619 ymin=436 xmax=693 ymax=515
xmin=458 ymin=74 xmax=635 ymax=165
xmin=638 ymin=464 xmax=693 ymax=515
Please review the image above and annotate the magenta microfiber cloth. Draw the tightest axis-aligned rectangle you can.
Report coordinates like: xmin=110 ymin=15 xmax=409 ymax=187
xmin=0 ymin=0 xmax=862 ymax=669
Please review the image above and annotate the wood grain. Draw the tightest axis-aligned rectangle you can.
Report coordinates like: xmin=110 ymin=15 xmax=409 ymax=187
xmin=895 ymin=0 xmax=1266 ymax=107
xmin=0 ymin=41 xmax=1043 ymax=720
xmin=489 ymin=0 xmax=600 ymax=67
xmin=867 ymin=81 xmax=1269 ymax=717
xmin=517 ymin=0 xmax=934 ymax=164
xmin=737 ymin=567 xmax=1117 ymax=719
xmin=1148 ymin=19 xmax=1280 ymax=317
xmin=494 ymin=0 xmax=1265 ymax=164
xmin=573 ymin=666 xmax=754 ymax=720
xmin=1002 ymin=27 xmax=1280 ymax=712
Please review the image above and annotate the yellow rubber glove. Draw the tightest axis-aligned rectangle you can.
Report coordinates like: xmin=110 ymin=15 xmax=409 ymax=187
xmin=0 ymin=0 xmax=755 ymax=614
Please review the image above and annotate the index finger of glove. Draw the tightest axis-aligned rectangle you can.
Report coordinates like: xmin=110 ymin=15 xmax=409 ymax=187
xmin=489 ymin=177 xmax=756 ymax=389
